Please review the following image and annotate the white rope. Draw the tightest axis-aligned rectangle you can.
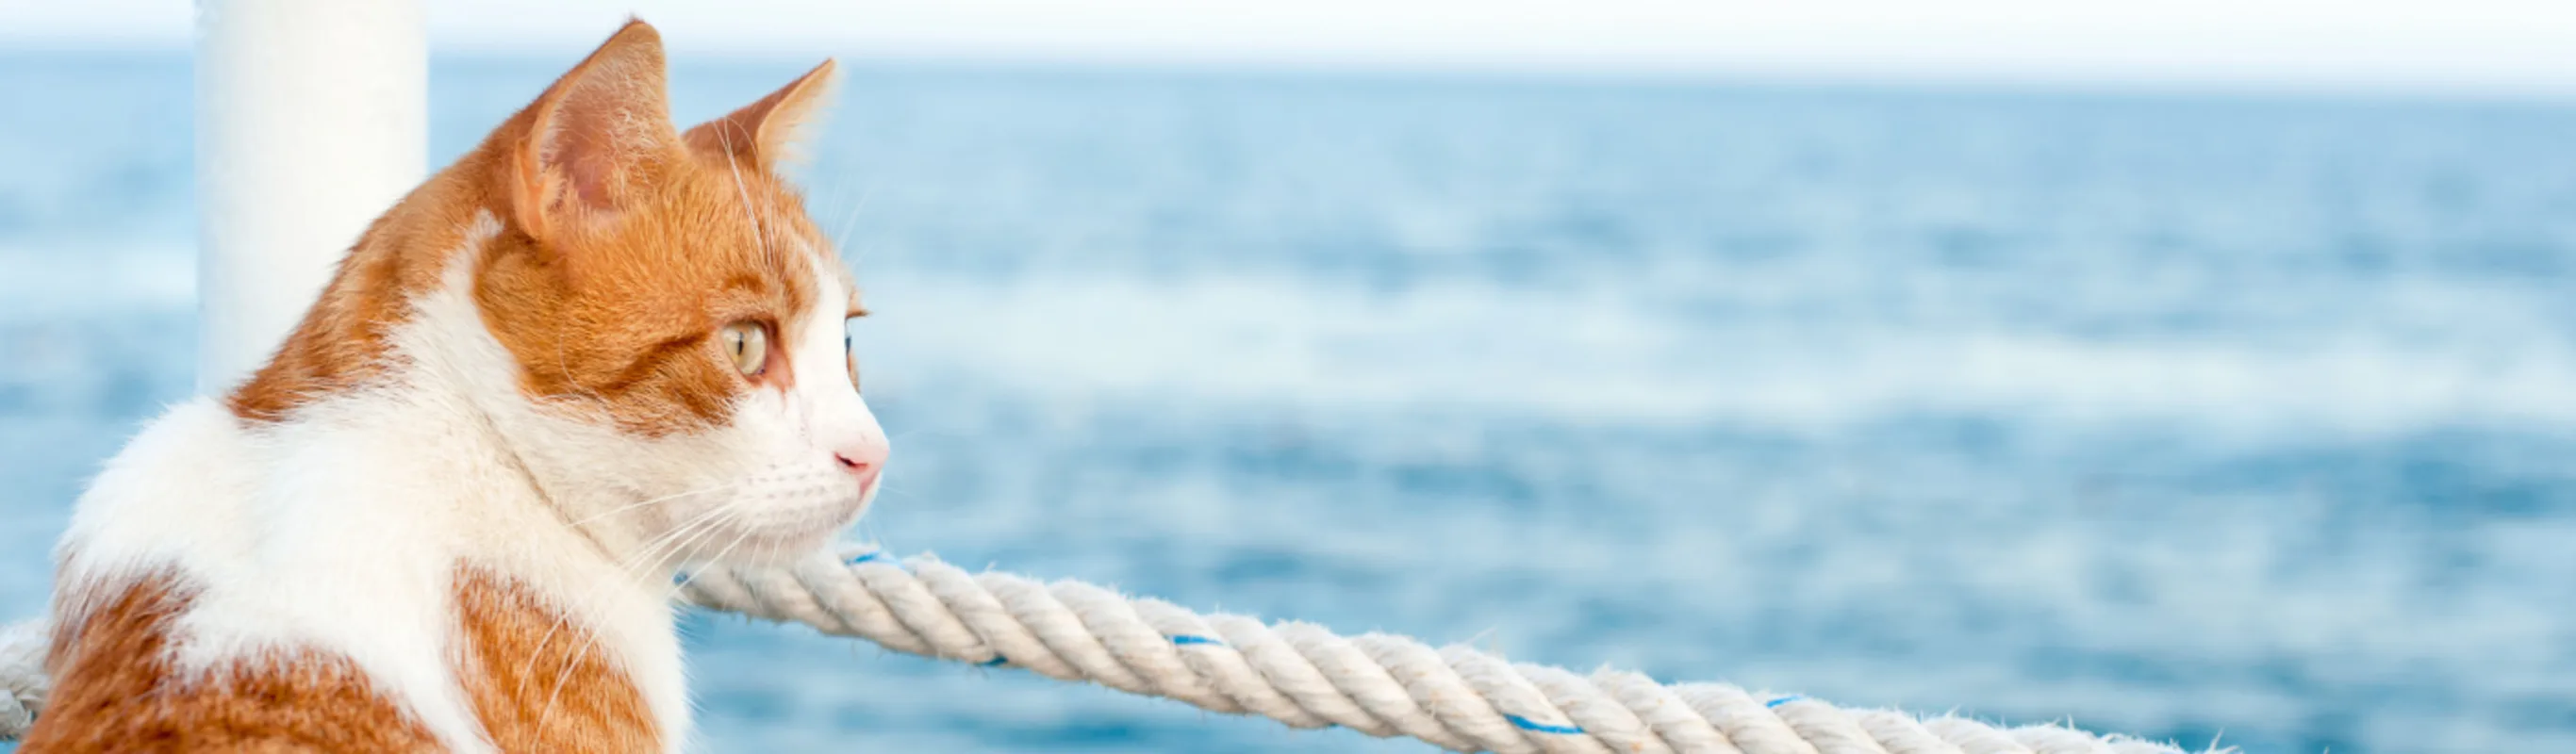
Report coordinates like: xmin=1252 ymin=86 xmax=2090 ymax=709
xmin=1 ymin=618 xmax=44 ymax=742
xmin=696 ymin=547 xmax=2202 ymax=754
xmin=0 ymin=548 xmax=2208 ymax=752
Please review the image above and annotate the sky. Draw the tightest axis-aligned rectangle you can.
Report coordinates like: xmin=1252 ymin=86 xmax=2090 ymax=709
xmin=6 ymin=1 xmax=2576 ymax=98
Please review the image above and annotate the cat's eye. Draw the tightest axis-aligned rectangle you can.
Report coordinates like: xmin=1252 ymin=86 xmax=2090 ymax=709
xmin=719 ymin=322 xmax=769 ymax=377
xmin=844 ymin=325 xmax=862 ymax=391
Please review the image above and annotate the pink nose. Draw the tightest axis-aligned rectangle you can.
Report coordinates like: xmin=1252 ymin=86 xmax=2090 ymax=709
xmin=834 ymin=449 xmax=884 ymax=489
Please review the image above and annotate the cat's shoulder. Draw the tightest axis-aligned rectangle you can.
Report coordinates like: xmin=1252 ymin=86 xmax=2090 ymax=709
xmin=58 ymin=398 xmax=261 ymax=576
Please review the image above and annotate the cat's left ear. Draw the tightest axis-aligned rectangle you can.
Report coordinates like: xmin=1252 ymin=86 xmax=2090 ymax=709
xmin=684 ymin=58 xmax=838 ymax=170
xmin=508 ymin=20 xmax=684 ymax=242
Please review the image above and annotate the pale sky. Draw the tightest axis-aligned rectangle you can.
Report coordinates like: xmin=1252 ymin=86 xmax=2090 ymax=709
xmin=8 ymin=0 xmax=2576 ymax=97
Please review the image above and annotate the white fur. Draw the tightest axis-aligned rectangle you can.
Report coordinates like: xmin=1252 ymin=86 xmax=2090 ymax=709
xmin=53 ymin=211 xmax=888 ymax=752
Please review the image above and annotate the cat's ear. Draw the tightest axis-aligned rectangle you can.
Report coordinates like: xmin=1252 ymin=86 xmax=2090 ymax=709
xmin=507 ymin=19 xmax=683 ymax=241
xmin=683 ymin=58 xmax=838 ymax=171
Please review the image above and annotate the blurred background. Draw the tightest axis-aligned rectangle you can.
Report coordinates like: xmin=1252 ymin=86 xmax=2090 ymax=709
xmin=8 ymin=2 xmax=2576 ymax=752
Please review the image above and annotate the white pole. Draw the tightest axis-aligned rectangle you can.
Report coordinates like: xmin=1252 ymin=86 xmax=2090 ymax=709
xmin=195 ymin=0 xmax=426 ymax=393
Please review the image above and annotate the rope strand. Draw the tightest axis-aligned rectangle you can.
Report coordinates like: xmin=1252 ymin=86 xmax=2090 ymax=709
xmin=0 ymin=548 xmax=2207 ymax=752
xmin=1 ymin=618 xmax=45 ymax=741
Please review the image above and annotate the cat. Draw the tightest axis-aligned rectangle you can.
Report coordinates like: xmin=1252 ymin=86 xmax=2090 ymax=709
xmin=19 ymin=20 xmax=886 ymax=753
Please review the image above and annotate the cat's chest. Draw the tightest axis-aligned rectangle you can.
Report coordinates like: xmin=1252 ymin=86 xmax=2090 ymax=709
xmin=450 ymin=567 xmax=681 ymax=753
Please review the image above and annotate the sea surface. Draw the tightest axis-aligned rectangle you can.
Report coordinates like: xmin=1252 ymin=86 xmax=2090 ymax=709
xmin=7 ymin=53 xmax=2576 ymax=753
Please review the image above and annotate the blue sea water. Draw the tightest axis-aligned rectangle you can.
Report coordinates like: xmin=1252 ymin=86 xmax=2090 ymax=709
xmin=7 ymin=53 xmax=2576 ymax=753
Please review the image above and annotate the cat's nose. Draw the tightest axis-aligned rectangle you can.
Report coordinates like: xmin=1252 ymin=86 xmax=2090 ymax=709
xmin=834 ymin=446 xmax=885 ymax=489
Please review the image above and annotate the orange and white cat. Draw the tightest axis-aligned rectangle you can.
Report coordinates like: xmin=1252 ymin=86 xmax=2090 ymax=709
xmin=21 ymin=20 xmax=884 ymax=753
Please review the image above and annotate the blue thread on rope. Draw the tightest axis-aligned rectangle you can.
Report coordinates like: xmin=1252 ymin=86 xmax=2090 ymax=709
xmin=669 ymin=571 xmax=688 ymax=585
xmin=1169 ymin=634 xmax=1222 ymax=647
xmin=1766 ymin=695 xmax=1804 ymax=708
xmin=1504 ymin=714 xmax=1583 ymax=734
xmin=978 ymin=656 xmax=1008 ymax=667
xmin=845 ymin=551 xmax=887 ymax=566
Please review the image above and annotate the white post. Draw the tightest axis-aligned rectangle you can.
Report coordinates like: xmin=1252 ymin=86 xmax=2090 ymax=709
xmin=195 ymin=0 xmax=426 ymax=393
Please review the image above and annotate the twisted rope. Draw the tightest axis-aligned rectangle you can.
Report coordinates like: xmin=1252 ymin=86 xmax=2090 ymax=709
xmin=1 ymin=618 xmax=43 ymax=742
xmin=685 ymin=547 xmax=2196 ymax=754
xmin=0 ymin=548 xmax=2204 ymax=752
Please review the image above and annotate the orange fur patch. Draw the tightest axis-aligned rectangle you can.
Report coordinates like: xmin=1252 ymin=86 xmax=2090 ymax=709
xmin=223 ymin=193 xmax=474 ymax=423
xmin=452 ymin=569 xmax=658 ymax=753
xmin=24 ymin=574 xmax=442 ymax=752
xmin=470 ymin=155 xmax=824 ymax=434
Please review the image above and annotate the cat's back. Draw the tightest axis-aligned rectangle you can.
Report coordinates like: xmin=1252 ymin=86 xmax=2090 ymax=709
xmin=25 ymin=398 xmax=667 ymax=753
xmin=23 ymin=399 xmax=449 ymax=752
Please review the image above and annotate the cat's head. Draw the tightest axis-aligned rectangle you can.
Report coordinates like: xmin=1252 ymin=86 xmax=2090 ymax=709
xmin=463 ymin=22 xmax=886 ymax=567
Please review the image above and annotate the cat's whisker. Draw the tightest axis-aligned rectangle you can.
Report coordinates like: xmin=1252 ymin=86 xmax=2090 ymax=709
xmin=717 ymin=127 xmax=775 ymax=270
xmin=513 ymin=502 xmax=740 ymax=711
xmin=827 ymin=185 xmax=875 ymax=264
xmin=546 ymin=333 xmax=621 ymax=420
xmin=516 ymin=495 xmax=745 ymax=700
xmin=617 ymin=494 xmax=750 ymax=577
xmin=544 ymin=517 xmax=755 ymax=731
xmin=562 ymin=481 xmax=743 ymax=530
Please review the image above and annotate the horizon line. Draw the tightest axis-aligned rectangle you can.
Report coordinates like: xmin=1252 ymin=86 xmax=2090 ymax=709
xmin=9 ymin=32 xmax=2576 ymax=107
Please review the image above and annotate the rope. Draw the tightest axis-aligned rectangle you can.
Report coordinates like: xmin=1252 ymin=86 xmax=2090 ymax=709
xmin=1 ymin=618 xmax=43 ymax=742
xmin=689 ymin=547 xmax=2202 ymax=754
xmin=0 ymin=548 xmax=2207 ymax=753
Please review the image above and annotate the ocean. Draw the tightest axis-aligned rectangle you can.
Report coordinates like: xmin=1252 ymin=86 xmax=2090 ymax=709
xmin=6 ymin=53 xmax=2576 ymax=753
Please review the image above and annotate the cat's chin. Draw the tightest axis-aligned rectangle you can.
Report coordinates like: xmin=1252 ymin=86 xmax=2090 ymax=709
xmin=679 ymin=494 xmax=872 ymax=566
xmin=692 ymin=528 xmax=845 ymax=567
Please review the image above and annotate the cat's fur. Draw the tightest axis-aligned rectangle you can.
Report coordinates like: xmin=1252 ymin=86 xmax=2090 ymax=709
xmin=21 ymin=20 xmax=887 ymax=753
